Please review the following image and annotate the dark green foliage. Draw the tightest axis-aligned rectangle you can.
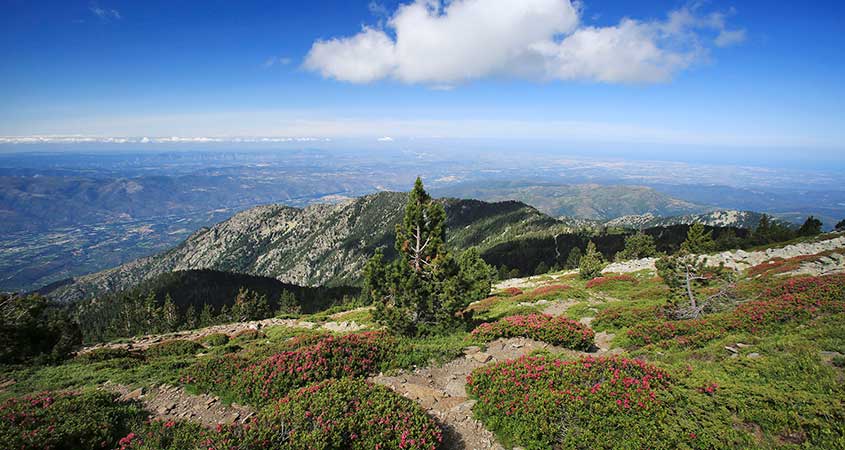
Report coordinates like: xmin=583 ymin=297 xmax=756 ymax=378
xmin=231 ymin=288 xmax=272 ymax=322
xmin=655 ymin=254 xmax=731 ymax=319
xmin=565 ymin=246 xmax=582 ymax=269
xmin=533 ymin=261 xmax=549 ymax=275
xmin=680 ymin=222 xmax=716 ymax=254
xmin=367 ymin=179 xmax=494 ymax=335
xmin=201 ymin=333 xmax=230 ymax=346
xmin=0 ymin=293 xmax=81 ymax=364
xmin=798 ymin=215 xmax=823 ymax=236
xmin=751 ymin=214 xmax=796 ymax=246
xmin=145 ymin=339 xmax=203 ymax=358
xmin=0 ymin=390 xmax=145 ymax=450
xmin=74 ymin=348 xmax=138 ymax=364
xmin=836 ymin=219 xmax=845 ymax=231
xmin=614 ymin=232 xmax=657 ymax=261
xmin=579 ymin=241 xmax=604 ymax=280
xmin=74 ymin=270 xmax=357 ymax=343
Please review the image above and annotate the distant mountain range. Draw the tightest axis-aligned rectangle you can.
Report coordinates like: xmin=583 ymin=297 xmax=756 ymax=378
xmin=432 ymin=181 xmax=710 ymax=221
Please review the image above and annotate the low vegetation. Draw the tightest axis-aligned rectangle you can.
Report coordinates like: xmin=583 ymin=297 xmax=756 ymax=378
xmin=471 ymin=314 xmax=594 ymax=350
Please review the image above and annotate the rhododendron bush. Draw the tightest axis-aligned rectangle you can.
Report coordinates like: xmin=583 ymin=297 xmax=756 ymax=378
xmin=0 ymin=390 xmax=144 ymax=450
xmin=467 ymin=355 xmax=736 ymax=449
xmin=182 ymin=331 xmax=395 ymax=403
xmin=471 ymin=313 xmax=594 ymax=350
xmin=627 ymin=275 xmax=845 ymax=348
xmin=270 ymin=378 xmax=441 ymax=450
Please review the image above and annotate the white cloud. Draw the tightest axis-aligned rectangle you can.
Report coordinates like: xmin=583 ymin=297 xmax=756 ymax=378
xmin=304 ymin=0 xmax=744 ymax=85
xmin=377 ymin=136 xmax=394 ymax=142
xmin=715 ymin=29 xmax=746 ymax=47
xmin=89 ymin=2 xmax=121 ymax=21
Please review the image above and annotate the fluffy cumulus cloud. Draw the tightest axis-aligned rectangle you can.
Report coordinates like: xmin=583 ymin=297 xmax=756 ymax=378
xmin=304 ymin=0 xmax=745 ymax=85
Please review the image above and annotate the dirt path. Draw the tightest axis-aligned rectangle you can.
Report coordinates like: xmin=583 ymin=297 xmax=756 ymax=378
xmin=105 ymin=381 xmax=255 ymax=427
xmin=371 ymin=296 xmax=617 ymax=450
xmin=371 ymin=337 xmax=585 ymax=450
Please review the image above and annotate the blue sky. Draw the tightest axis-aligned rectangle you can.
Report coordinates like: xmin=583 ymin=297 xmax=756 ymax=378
xmin=1 ymin=0 xmax=844 ymax=162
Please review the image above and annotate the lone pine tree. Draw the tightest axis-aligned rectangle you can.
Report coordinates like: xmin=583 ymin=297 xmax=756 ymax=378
xmin=365 ymin=177 xmax=493 ymax=335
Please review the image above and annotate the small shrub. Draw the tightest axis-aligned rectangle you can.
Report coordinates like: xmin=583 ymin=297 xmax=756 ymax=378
xmin=585 ymin=274 xmax=638 ymax=289
xmin=467 ymin=355 xmax=695 ymax=449
xmin=0 ymin=390 xmax=145 ymax=450
xmin=74 ymin=347 xmax=139 ymax=363
xmin=500 ymin=287 xmax=523 ymax=297
xmin=182 ymin=331 xmax=395 ymax=404
xmin=593 ymin=305 xmax=665 ymax=329
xmin=201 ymin=333 xmax=230 ymax=346
xmin=145 ymin=339 xmax=203 ymax=358
xmin=471 ymin=313 xmax=594 ymax=350
xmin=528 ymin=284 xmax=571 ymax=297
xmin=232 ymin=329 xmax=266 ymax=343
xmin=270 ymin=378 xmax=442 ymax=449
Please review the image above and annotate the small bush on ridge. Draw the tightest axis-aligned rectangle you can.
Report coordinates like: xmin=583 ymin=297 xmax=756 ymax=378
xmin=471 ymin=313 xmax=594 ymax=350
xmin=145 ymin=339 xmax=203 ymax=358
xmin=201 ymin=333 xmax=230 ymax=346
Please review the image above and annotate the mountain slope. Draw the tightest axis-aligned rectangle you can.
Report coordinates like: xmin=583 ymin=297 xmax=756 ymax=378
xmin=48 ymin=192 xmax=571 ymax=303
xmin=432 ymin=180 xmax=710 ymax=220
xmin=604 ymin=210 xmax=780 ymax=229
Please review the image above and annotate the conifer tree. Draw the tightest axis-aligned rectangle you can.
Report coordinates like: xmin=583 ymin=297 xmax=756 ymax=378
xmin=565 ymin=247 xmax=582 ymax=269
xmin=366 ymin=178 xmax=492 ymax=335
xmin=680 ymin=222 xmax=716 ymax=254
xmin=277 ymin=290 xmax=301 ymax=315
xmin=798 ymin=216 xmax=822 ymax=236
xmin=534 ymin=261 xmax=550 ymax=275
xmin=615 ymin=232 xmax=657 ymax=261
xmin=199 ymin=304 xmax=214 ymax=327
xmin=184 ymin=305 xmax=197 ymax=330
xmin=161 ymin=293 xmax=179 ymax=332
xmin=579 ymin=241 xmax=604 ymax=280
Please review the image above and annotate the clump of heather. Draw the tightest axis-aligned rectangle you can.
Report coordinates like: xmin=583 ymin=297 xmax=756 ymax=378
xmin=269 ymin=378 xmax=442 ymax=449
xmin=470 ymin=313 xmax=594 ymax=350
xmin=585 ymin=274 xmax=638 ymax=289
xmin=182 ymin=331 xmax=395 ymax=404
xmin=593 ymin=305 xmax=665 ymax=329
xmin=145 ymin=339 xmax=203 ymax=358
xmin=467 ymin=355 xmax=735 ymax=449
xmin=627 ymin=275 xmax=845 ymax=348
xmin=528 ymin=284 xmax=571 ymax=297
xmin=0 ymin=390 xmax=145 ymax=450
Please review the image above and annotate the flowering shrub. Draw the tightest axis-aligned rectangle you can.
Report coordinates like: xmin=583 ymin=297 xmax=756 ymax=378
xmin=627 ymin=275 xmax=845 ymax=348
xmin=528 ymin=284 xmax=571 ymax=297
xmin=232 ymin=329 xmax=266 ymax=342
xmin=467 ymin=355 xmax=701 ymax=448
xmin=269 ymin=378 xmax=442 ymax=449
xmin=585 ymin=274 xmax=638 ymax=289
xmin=145 ymin=339 xmax=203 ymax=358
xmin=116 ymin=417 xmax=287 ymax=450
xmin=200 ymin=333 xmax=230 ymax=346
xmin=182 ymin=331 xmax=395 ymax=404
xmin=0 ymin=390 xmax=144 ymax=450
xmin=470 ymin=314 xmax=594 ymax=350
xmin=593 ymin=305 xmax=665 ymax=329
xmin=500 ymin=287 xmax=523 ymax=296
xmin=117 ymin=379 xmax=441 ymax=450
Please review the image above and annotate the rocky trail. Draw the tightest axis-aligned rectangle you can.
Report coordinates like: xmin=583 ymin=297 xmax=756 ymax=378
xmin=105 ymin=381 xmax=255 ymax=428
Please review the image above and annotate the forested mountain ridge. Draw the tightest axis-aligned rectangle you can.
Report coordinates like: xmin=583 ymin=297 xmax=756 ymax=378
xmin=46 ymin=192 xmax=572 ymax=303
